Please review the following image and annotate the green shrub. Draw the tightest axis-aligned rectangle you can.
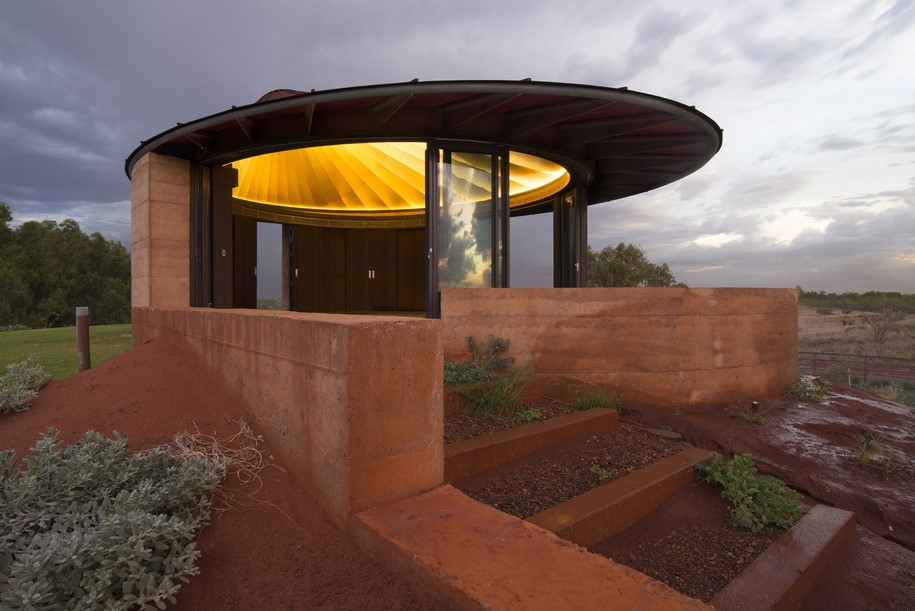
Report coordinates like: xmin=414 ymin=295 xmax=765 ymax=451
xmin=445 ymin=336 xmax=533 ymax=420
xmin=853 ymin=431 xmax=881 ymax=466
xmin=571 ymin=390 xmax=622 ymax=412
xmin=695 ymin=454 xmax=804 ymax=532
xmin=787 ymin=376 xmax=828 ymax=403
xmin=0 ymin=325 xmax=30 ymax=333
xmin=456 ymin=366 xmax=532 ymax=420
xmin=0 ymin=354 xmax=50 ymax=414
xmin=444 ymin=335 xmax=514 ymax=387
xmin=0 ymin=428 xmax=225 ymax=609
xmin=734 ymin=401 xmax=767 ymax=424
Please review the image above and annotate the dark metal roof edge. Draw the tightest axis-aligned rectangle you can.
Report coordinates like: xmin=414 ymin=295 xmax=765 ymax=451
xmin=124 ymin=79 xmax=722 ymax=178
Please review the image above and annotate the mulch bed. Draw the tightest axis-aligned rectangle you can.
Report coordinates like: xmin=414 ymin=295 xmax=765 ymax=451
xmin=443 ymin=398 xmax=579 ymax=444
xmin=454 ymin=422 xmax=687 ymax=518
xmin=590 ymin=480 xmax=784 ymax=602
xmin=447 ymin=406 xmax=787 ymax=601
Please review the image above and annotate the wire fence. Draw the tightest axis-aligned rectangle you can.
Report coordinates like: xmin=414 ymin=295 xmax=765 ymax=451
xmin=798 ymin=352 xmax=915 ymax=385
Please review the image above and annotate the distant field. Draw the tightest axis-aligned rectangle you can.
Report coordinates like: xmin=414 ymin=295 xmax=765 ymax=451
xmin=798 ymin=305 xmax=915 ymax=360
xmin=0 ymin=324 xmax=132 ymax=380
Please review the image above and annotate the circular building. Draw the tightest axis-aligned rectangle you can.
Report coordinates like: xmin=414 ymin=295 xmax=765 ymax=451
xmin=126 ymin=79 xmax=722 ymax=317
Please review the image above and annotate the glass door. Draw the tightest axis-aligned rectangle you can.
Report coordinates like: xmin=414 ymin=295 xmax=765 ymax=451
xmin=425 ymin=144 xmax=509 ymax=317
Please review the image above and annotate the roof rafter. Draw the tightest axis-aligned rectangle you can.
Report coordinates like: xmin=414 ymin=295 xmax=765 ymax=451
xmin=442 ymin=92 xmax=521 ymax=131
xmin=506 ymin=99 xmax=616 ymax=137
xmin=556 ymin=113 xmax=684 ymax=147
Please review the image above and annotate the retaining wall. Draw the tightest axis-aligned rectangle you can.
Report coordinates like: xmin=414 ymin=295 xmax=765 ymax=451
xmin=132 ymin=306 xmax=444 ymax=525
xmin=440 ymin=287 xmax=798 ymax=405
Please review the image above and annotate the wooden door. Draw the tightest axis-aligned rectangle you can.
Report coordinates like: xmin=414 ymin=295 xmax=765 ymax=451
xmin=396 ymin=228 xmax=425 ymax=311
xmin=233 ymin=216 xmax=257 ymax=308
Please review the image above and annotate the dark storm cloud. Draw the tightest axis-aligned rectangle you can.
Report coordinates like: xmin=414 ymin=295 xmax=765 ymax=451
xmin=721 ymin=170 xmax=811 ymax=210
xmin=813 ymin=135 xmax=866 ymax=152
xmin=619 ymin=9 xmax=701 ymax=81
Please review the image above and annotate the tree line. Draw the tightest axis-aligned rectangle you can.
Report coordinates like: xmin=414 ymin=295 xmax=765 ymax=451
xmin=797 ymin=288 xmax=915 ymax=314
xmin=0 ymin=202 xmax=131 ymax=328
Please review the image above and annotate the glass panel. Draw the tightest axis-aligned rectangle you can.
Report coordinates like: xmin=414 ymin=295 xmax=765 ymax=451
xmin=438 ymin=152 xmax=494 ymax=288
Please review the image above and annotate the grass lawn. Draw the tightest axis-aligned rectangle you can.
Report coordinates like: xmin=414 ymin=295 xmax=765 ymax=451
xmin=0 ymin=324 xmax=132 ymax=380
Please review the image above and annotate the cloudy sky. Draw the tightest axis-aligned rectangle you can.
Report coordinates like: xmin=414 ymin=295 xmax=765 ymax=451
xmin=1 ymin=0 xmax=913 ymax=296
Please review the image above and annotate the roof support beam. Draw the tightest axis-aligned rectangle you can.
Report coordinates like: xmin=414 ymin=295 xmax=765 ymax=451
xmin=235 ymin=117 xmax=257 ymax=144
xmin=506 ymin=99 xmax=616 ymax=137
xmin=556 ymin=113 xmax=684 ymax=147
xmin=596 ymin=153 xmax=707 ymax=171
xmin=442 ymin=92 xmax=520 ymax=131
xmin=183 ymin=131 xmax=212 ymax=152
xmin=585 ymin=133 xmax=710 ymax=158
xmin=370 ymin=93 xmax=413 ymax=131
xmin=303 ymin=104 xmax=315 ymax=137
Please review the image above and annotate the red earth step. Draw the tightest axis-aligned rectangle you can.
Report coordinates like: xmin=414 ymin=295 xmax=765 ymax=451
xmin=527 ymin=447 xmax=715 ymax=547
xmin=711 ymin=504 xmax=856 ymax=611
xmin=352 ymin=485 xmax=709 ymax=610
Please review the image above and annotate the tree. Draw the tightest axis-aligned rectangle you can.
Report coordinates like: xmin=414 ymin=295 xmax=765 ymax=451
xmin=587 ymin=243 xmax=685 ymax=288
xmin=866 ymin=307 xmax=907 ymax=353
xmin=0 ymin=203 xmax=131 ymax=328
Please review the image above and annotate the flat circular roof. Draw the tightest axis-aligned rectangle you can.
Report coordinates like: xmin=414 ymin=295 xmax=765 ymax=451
xmin=126 ymin=79 xmax=722 ymax=208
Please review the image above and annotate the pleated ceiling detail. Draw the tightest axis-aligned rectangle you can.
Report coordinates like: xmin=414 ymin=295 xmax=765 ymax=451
xmin=232 ymin=143 xmax=569 ymax=216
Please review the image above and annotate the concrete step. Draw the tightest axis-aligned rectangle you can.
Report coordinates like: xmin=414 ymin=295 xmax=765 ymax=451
xmin=710 ymin=504 xmax=856 ymax=611
xmin=527 ymin=447 xmax=715 ymax=547
xmin=444 ymin=407 xmax=618 ymax=484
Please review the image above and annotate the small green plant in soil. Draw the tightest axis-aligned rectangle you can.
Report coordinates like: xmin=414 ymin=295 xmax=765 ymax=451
xmin=571 ymin=389 xmax=623 ymax=412
xmin=0 ymin=428 xmax=225 ymax=609
xmin=516 ymin=408 xmax=542 ymax=423
xmin=443 ymin=335 xmax=514 ymax=386
xmin=695 ymin=454 xmax=804 ymax=532
xmin=853 ymin=430 xmax=881 ymax=466
xmin=787 ymin=375 xmax=828 ymax=403
xmin=590 ymin=463 xmax=613 ymax=482
xmin=734 ymin=401 xmax=767 ymax=424
xmin=445 ymin=336 xmax=532 ymax=420
xmin=0 ymin=354 xmax=50 ymax=414
xmin=454 ymin=366 xmax=532 ymax=420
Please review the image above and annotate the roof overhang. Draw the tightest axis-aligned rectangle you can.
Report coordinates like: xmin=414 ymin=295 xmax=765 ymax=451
xmin=126 ymin=79 xmax=722 ymax=208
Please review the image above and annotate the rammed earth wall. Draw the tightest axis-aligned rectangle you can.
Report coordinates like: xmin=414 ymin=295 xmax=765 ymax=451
xmin=440 ymin=287 xmax=798 ymax=405
xmin=132 ymin=307 xmax=444 ymax=525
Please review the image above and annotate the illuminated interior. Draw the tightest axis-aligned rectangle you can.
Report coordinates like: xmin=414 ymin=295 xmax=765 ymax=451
xmin=231 ymin=142 xmax=570 ymax=216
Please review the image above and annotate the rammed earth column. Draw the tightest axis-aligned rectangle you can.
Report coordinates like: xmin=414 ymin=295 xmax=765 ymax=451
xmin=130 ymin=153 xmax=191 ymax=308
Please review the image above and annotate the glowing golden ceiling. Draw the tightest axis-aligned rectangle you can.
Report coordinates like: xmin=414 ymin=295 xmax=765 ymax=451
xmin=231 ymin=142 xmax=569 ymax=216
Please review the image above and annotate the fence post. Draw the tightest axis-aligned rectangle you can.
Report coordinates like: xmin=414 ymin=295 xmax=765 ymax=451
xmin=76 ymin=307 xmax=90 ymax=372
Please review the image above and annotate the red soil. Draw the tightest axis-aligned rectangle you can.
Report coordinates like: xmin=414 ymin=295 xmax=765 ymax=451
xmin=0 ymin=336 xmax=449 ymax=611
xmin=4 ymin=336 xmax=914 ymax=609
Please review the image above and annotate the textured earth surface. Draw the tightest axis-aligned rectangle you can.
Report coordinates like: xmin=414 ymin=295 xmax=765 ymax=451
xmin=0 ymin=337 xmax=451 ymax=611
xmin=3 ymin=337 xmax=913 ymax=609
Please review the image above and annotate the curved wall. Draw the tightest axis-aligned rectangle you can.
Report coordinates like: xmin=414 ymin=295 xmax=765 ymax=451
xmin=440 ymin=287 xmax=798 ymax=406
